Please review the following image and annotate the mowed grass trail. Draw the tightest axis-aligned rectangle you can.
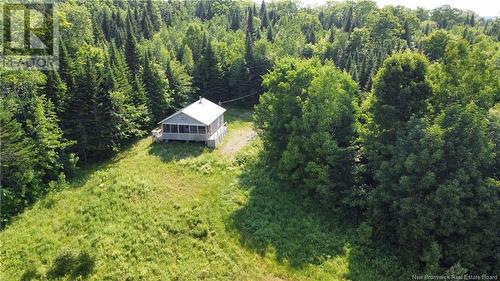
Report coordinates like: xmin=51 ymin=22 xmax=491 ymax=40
xmin=0 ymin=108 xmax=409 ymax=281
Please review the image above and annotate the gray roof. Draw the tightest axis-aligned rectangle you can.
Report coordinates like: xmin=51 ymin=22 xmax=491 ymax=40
xmin=158 ymin=98 xmax=226 ymax=126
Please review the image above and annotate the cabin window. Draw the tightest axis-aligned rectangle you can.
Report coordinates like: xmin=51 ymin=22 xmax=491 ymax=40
xmin=163 ymin=124 xmax=170 ymax=133
xmin=198 ymin=126 xmax=206 ymax=134
xmin=170 ymin=124 xmax=178 ymax=133
xmin=189 ymin=125 xmax=198 ymax=134
xmin=179 ymin=125 xmax=189 ymax=134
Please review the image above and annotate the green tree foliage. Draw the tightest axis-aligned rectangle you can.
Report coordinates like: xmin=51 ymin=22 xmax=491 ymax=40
xmin=343 ymin=6 xmax=353 ymax=33
xmin=278 ymin=64 xmax=359 ymax=208
xmin=367 ymin=8 xmax=402 ymax=45
xmin=194 ymin=35 xmax=225 ymax=101
xmin=1 ymin=2 xmax=499 ymax=274
xmin=25 ymin=95 xmax=72 ymax=182
xmin=422 ymin=30 xmax=450 ymax=61
xmin=247 ymin=6 xmax=255 ymax=40
xmin=64 ymin=55 xmax=114 ymax=161
xmin=254 ymin=58 xmax=319 ymax=162
xmin=363 ymin=51 xmax=499 ymax=272
xmin=0 ymin=107 xmax=37 ymax=223
xmin=184 ymin=23 xmax=205 ymax=61
xmin=266 ymin=25 xmax=274 ymax=42
xmin=125 ymin=15 xmax=141 ymax=75
xmin=487 ymin=104 xmax=500 ymax=178
xmin=245 ymin=28 xmax=254 ymax=63
xmin=44 ymin=70 xmax=67 ymax=115
xmin=368 ymin=104 xmax=498 ymax=273
xmin=180 ymin=44 xmax=195 ymax=74
xmin=143 ymin=53 xmax=172 ymax=123
xmin=259 ymin=0 xmax=269 ymax=29
xmin=165 ymin=59 xmax=195 ymax=108
xmin=428 ymin=36 xmax=500 ymax=110
xmin=369 ymin=52 xmax=432 ymax=135
xmin=229 ymin=6 xmax=241 ymax=31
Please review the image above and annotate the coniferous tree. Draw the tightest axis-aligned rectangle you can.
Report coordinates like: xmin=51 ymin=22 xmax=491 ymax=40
xmin=131 ymin=74 xmax=148 ymax=107
xmin=25 ymin=95 xmax=72 ymax=182
xmin=402 ymin=20 xmax=412 ymax=47
xmin=64 ymin=55 xmax=115 ymax=160
xmin=343 ymin=6 xmax=353 ymax=33
xmin=229 ymin=7 xmax=241 ymax=31
xmin=349 ymin=59 xmax=359 ymax=83
xmin=44 ymin=71 xmax=67 ymax=115
xmin=125 ymin=15 xmax=141 ymax=76
xmin=266 ymin=25 xmax=274 ymax=42
xmin=245 ymin=30 xmax=254 ymax=64
xmin=260 ymin=0 xmax=269 ymax=29
xmin=109 ymin=42 xmax=132 ymax=97
xmin=195 ymin=0 xmax=205 ymax=20
xmin=146 ymin=0 xmax=160 ymax=31
xmin=58 ymin=40 xmax=74 ymax=91
xmin=166 ymin=59 xmax=195 ymax=108
xmin=143 ymin=52 xmax=172 ymax=123
xmin=102 ymin=11 xmax=112 ymax=41
xmin=141 ymin=9 xmax=153 ymax=40
xmin=328 ymin=28 xmax=335 ymax=43
xmin=247 ymin=7 xmax=255 ymax=40
xmin=180 ymin=44 xmax=194 ymax=74
xmin=0 ymin=107 xmax=37 ymax=223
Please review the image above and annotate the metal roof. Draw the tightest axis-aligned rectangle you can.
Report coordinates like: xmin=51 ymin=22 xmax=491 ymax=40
xmin=158 ymin=98 xmax=226 ymax=126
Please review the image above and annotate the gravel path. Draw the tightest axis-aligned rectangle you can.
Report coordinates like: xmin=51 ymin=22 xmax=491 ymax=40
xmin=220 ymin=127 xmax=257 ymax=156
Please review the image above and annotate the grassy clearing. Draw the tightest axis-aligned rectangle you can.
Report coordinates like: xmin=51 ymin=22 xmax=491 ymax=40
xmin=0 ymin=108 xmax=409 ymax=280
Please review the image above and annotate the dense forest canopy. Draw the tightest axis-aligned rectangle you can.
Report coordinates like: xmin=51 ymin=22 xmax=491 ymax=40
xmin=1 ymin=0 xmax=499 ymax=276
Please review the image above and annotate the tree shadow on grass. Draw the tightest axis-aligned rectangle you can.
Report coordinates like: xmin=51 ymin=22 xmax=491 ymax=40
xmin=224 ymin=106 xmax=253 ymax=123
xmin=229 ymin=156 xmax=410 ymax=280
xmin=147 ymin=140 xmax=208 ymax=163
xmin=69 ymin=138 xmax=143 ymax=187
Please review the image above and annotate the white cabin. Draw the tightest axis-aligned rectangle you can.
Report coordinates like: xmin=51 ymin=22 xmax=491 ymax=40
xmin=152 ymin=98 xmax=227 ymax=148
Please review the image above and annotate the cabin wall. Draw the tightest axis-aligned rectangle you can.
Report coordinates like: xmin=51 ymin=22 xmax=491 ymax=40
xmin=164 ymin=133 xmax=207 ymax=142
xmin=208 ymin=115 xmax=224 ymax=135
xmin=159 ymin=112 xmax=226 ymax=144
xmin=164 ymin=112 xmax=205 ymax=126
xmin=207 ymin=123 xmax=227 ymax=148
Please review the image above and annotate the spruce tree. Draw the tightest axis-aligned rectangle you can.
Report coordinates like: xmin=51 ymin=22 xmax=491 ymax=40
xmin=58 ymin=40 xmax=74 ymax=91
xmin=180 ymin=44 xmax=194 ymax=74
xmin=125 ymin=15 xmax=141 ymax=76
xmin=44 ymin=71 xmax=67 ymax=115
xmin=229 ymin=8 xmax=241 ymax=31
xmin=247 ymin=7 xmax=255 ymax=40
xmin=109 ymin=42 xmax=132 ymax=97
xmin=143 ymin=52 xmax=171 ymax=123
xmin=328 ymin=28 xmax=335 ymax=43
xmin=141 ymin=10 xmax=153 ymax=40
xmin=146 ymin=0 xmax=160 ymax=31
xmin=0 ymin=107 xmax=37 ymax=223
xmin=260 ymin=0 xmax=269 ymax=29
xmin=25 ymin=95 xmax=71 ymax=181
xmin=343 ymin=6 xmax=353 ymax=33
xmin=245 ymin=30 xmax=254 ymax=64
xmin=266 ymin=25 xmax=274 ymax=43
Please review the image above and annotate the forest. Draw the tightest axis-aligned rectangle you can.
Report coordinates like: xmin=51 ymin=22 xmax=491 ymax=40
xmin=1 ymin=0 xmax=499 ymax=278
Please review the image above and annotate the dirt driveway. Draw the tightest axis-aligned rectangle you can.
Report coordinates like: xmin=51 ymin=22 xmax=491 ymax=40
xmin=219 ymin=127 xmax=257 ymax=156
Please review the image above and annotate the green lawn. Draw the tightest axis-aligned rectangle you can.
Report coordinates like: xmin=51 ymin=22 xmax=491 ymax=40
xmin=0 ymin=108 xmax=409 ymax=281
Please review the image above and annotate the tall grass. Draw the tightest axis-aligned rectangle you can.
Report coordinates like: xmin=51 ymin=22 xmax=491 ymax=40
xmin=0 ymin=108 xmax=409 ymax=280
